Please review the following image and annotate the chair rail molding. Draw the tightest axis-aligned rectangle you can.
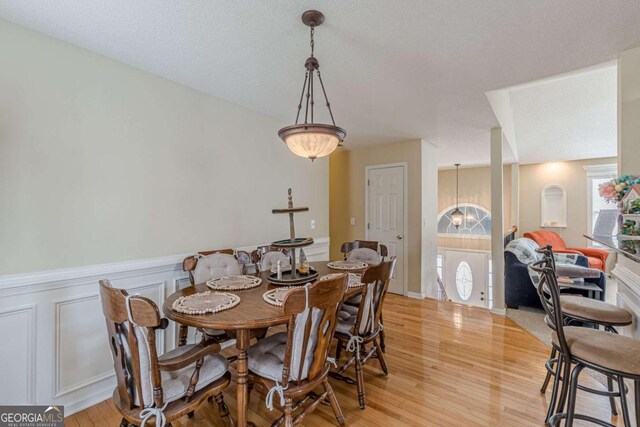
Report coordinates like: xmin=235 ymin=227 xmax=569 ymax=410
xmin=0 ymin=237 xmax=330 ymax=416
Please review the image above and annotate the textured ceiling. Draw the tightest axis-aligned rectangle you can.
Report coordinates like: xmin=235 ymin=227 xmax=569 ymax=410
xmin=510 ymin=64 xmax=617 ymax=163
xmin=0 ymin=1 xmax=638 ymax=166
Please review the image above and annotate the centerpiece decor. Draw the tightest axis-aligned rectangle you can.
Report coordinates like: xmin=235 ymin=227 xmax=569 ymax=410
xmin=268 ymin=189 xmax=319 ymax=285
xmin=278 ymin=10 xmax=346 ymax=161
xmin=598 ymin=175 xmax=640 ymax=239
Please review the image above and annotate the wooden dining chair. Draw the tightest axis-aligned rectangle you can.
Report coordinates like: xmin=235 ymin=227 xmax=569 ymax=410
xmin=246 ymin=274 xmax=349 ymax=427
xmin=257 ymin=251 xmax=292 ymax=272
xmin=340 ymin=240 xmax=388 ymax=260
xmin=99 ymin=280 xmax=233 ymax=427
xmin=182 ymin=248 xmax=251 ymax=286
xmin=180 ymin=248 xmax=252 ymax=346
xmin=534 ymin=247 xmax=632 ymax=423
xmin=530 ymin=255 xmax=640 ymax=427
xmin=252 ymin=246 xmax=293 ymax=270
xmin=331 ymin=257 xmax=396 ymax=409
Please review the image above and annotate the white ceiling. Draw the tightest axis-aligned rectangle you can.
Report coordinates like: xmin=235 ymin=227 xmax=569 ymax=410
xmin=487 ymin=62 xmax=618 ymax=164
xmin=0 ymin=1 xmax=638 ymax=166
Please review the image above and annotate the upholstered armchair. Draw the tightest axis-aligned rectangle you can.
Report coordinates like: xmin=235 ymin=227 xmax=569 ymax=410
xmin=523 ymin=230 xmax=608 ymax=272
xmin=505 ymin=238 xmax=606 ymax=309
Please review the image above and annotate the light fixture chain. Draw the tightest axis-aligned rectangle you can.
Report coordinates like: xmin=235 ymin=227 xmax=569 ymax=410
xmin=317 ymin=70 xmax=336 ymax=126
xmin=310 ymin=64 xmax=314 ymax=123
xmin=304 ymin=67 xmax=313 ymax=124
xmin=295 ymin=71 xmax=309 ymax=125
xmin=310 ymin=26 xmax=315 ymax=57
xmin=456 ymin=164 xmax=459 ymax=208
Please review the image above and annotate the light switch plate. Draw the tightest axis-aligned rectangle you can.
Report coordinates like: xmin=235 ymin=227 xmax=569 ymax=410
xmin=311 ymin=219 xmax=316 ymax=230
xmin=350 ymin=217 xmax=356 ymax=225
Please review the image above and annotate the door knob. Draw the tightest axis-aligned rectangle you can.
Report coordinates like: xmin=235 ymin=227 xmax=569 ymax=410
xmin=397 ymin=235 xmax=403 ymax=240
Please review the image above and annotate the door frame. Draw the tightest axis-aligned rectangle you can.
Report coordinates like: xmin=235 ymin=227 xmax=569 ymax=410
xmin=364 ymin=162 xmax=409 ymax=297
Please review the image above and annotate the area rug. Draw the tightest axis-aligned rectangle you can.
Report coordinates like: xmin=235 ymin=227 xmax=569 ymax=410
xmin=506 ymin=306 xmax=551 ymax=345
xmin=507 ymin=307 xmax=608 ymax=387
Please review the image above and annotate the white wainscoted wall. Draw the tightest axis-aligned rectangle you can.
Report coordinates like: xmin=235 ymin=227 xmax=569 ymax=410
xmin=0 ymin=238 xmax=329 ymax=416
xmin=612 ymin=256 xmax=640 ymax=338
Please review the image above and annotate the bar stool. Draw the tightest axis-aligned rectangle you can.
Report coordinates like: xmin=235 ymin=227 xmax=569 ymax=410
xmin=530 ymin=254 xmax=640 ymax=427
xmin=535 ymin=247 xmax=633 ymax=423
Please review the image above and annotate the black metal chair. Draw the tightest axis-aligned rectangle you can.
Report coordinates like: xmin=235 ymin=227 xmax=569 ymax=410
xmin=535 ymin=247 xmax=633 ymax=423
xmin=530 ymin=250 xmax=640 ymax=427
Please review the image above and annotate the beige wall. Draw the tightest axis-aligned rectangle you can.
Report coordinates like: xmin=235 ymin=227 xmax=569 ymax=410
xmin=0 ymin=20 xmax=329 ymax=275
xmin=329 ymin=139 xmax=423 ymax=293
xmin=618 ymin=47 xmax=640 ymax=176
xmin=518 ymin=157 xmax=617 ymax=248
xmin=437 ymin=165 xmax=511 ymax=251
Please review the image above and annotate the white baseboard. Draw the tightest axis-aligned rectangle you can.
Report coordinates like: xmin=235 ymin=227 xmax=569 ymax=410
xmin=491 ymin=307 xmax=507 ymax=316
xmin=406 ymin=291 xmax=426 ymax=299
xmin=0 ymin=237 xmax=330 ymax=416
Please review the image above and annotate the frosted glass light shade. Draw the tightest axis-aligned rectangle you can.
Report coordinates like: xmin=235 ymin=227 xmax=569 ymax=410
xmin=278 ymin=124 xmax=346 ymax=161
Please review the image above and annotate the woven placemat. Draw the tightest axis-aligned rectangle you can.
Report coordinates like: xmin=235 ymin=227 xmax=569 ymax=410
xmin=327 ymin=260 xmax=368 ymax=271
xmin=207 ymin=275 xmax=262 ymax=291
xmin=319 ymin=272 xmax=364 ymax=288
xmin=172 ymin=291 xmax=240 ymax=315
xmin=263 ymin=287 xmax=296 ymax=307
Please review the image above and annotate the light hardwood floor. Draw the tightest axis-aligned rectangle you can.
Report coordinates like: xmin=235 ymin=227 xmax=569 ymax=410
xmin=66 ymin=295 xmax=625 ymax=426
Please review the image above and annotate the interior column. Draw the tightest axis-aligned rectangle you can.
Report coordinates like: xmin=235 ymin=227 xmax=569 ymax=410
xmin=421 ymin=140 xmax=439 ymax=298
xmin=491 ymin=128 xmax=506 ymax=313
xmin=511 ymin=163 xmax=520 ymax=234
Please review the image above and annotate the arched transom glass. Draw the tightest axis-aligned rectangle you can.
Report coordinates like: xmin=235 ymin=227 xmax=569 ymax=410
xmin=437 ymin=204 xmax=492 ymax=237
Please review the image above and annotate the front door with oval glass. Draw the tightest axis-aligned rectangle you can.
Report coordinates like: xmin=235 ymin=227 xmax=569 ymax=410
xmin=444 ymin=250 xmax=488 ymax=308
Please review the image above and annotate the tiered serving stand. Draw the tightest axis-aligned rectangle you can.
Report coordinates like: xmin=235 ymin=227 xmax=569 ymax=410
xmin=268 ymin=189 xmax=319 ymax=285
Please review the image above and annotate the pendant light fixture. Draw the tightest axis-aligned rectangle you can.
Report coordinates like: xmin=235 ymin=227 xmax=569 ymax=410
xmin=278 ymin=10 xmax=346 ymax=161
xmin=451 ymin=163 xmax=464 ymax=229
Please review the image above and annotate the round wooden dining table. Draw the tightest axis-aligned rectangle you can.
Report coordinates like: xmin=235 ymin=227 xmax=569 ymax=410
xmin=163 ymin=261 xmax=362 ymax=427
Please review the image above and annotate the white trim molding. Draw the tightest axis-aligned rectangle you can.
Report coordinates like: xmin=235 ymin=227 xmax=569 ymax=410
xmin=407 ymin=291 xmax=427 ymax=299
xmin=583 ymin=163 xmax=617 ymax=177
xmin=490 ymin=307 xmax=507 ymax=316
xmin=0 ymin=237 xmax=330 ymax=416
xmin=612 ymin=258 xmax=640 ymax=338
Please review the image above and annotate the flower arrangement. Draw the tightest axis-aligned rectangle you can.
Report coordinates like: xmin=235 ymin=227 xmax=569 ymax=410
xmin=598 ymin=175 xmax=640 ymax=204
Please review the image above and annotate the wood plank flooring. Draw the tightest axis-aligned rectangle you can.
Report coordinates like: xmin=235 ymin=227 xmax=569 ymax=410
xmin=66 ymin=295 xmax=626 ymax=426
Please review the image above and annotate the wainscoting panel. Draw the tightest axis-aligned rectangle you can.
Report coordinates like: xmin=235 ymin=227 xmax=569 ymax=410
xmin=54 ymin=294 xmax=113 ymax=398
xmin=0 ymin=237 xmax=329 ymax=416
xmin=0 ymin=305 xmax=36 ymax=405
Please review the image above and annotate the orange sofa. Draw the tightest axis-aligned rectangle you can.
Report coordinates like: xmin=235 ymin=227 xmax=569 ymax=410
xmin=523 ymin=230 xmax=608 ymax=272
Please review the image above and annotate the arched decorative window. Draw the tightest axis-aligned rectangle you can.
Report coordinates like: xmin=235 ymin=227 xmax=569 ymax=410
xmin=438 ymin=203 xmax=491 ymax=238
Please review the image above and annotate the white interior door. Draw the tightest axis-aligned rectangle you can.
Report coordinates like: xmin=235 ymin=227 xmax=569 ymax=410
xmin=444 ymin=250 xmax=488 ymax=307
xmin=367 ymin=165 xmax=405 ymax=295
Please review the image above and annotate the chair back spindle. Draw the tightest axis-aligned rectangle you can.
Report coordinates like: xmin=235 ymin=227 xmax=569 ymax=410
xmin=353 ymin=258 xmax=396 ymax=337
xmin=280 ymin=274 xmax=348 ymax=387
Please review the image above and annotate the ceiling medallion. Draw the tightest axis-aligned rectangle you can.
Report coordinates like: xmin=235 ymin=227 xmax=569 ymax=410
xmin=278 ymin=10 xmax=346 ymax=161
